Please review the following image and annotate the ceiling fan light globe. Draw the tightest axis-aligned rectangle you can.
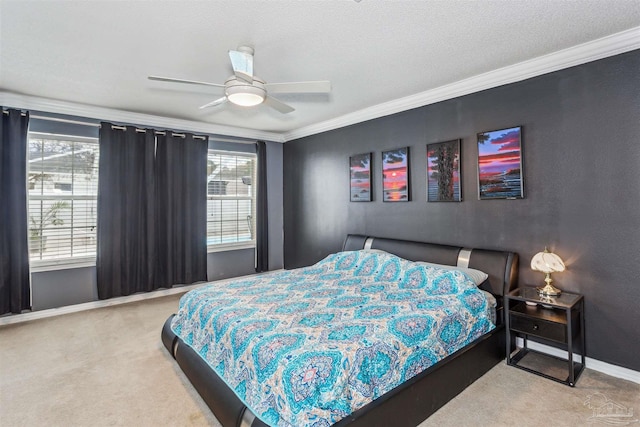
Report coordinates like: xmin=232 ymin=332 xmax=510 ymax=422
xmin=226 ymin=83 xmax=266 ymax=107
xmin=227 ymin=92 xmax=264 ymax=107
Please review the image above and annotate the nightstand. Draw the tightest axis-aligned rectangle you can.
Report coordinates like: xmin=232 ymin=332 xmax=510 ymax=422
xmin=505 ymin=287 xmax=585 ymax=386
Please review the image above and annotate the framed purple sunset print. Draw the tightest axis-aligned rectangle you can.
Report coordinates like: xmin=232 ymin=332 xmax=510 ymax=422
xmin=477 ymin=126 xmax=524 ymax=199
xmin=382 ymin=147 xmax=410 ymax=202
xmin=349 ymin=152 xmax=372 ymax=202
xmin=427 ymin=139 xmax=462 ymax=202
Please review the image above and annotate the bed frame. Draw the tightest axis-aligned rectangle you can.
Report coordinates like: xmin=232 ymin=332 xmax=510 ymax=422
xmin=161 ymin=234 xmax=519 ymax=427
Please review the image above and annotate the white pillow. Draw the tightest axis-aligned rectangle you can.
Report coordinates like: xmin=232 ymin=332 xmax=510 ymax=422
xmin=416 ymin=261 xmax=489 ymax=286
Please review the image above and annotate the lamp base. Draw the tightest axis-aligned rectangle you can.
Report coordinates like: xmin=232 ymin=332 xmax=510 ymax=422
xmin=537 ymin=283 xmax=562 ymax=296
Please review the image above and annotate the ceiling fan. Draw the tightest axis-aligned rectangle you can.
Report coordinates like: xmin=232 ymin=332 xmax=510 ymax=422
xmin=148 ymin=46 xmax=331 ymax=114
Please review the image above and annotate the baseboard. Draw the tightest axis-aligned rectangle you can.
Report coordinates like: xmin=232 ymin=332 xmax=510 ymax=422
xmin=0 ymin=271 xmax=280 ymax=327
xmin=515 ymin=338 xmax=640 ymax=384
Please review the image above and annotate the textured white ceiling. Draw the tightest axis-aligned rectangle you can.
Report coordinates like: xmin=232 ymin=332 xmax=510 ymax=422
xmin=1 ymin=0 xmax=639 ymax=137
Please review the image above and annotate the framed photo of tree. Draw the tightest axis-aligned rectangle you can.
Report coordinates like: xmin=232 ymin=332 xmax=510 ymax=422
xmin=477 ymin=126 xmax=524 ymax=199
xmin=382 ymin=147 xmax=410 ymax=202
xmin=427 ymin=139 xmax=462 ymax=202
xmin=349 ymin=152 xmax=372 ymax=202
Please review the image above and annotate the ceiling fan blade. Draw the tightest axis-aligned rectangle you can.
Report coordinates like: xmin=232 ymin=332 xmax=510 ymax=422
xmin=148 ymin=75 xmax=225 ymax=88
xmin=229 ymin=48 xmax=253 ymax=83
xmin=199 ymin=97 xmax=228 ymax=109
xmin=264 ymin=96 xmax=295 ymax=114
xmin=264 ymin=81 xmax=331 ymax=94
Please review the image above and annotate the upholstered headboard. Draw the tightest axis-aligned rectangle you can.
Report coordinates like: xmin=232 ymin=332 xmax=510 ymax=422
xmin=343 ymin=234 xmax=519 ymax=297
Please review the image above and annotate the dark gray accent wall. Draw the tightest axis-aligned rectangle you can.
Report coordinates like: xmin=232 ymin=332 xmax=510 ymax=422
xmin=266 ymin=141 xmax=284 ymax=269
xmin=283 ymin=50 xmax=640 ymax=371
xmin=32 ymin=248 xmax=261 ymax=311
xmin=31 ymin=266 xmax=97 ymax=310
xmin=206 ymin=249 xmax=257 ymax=281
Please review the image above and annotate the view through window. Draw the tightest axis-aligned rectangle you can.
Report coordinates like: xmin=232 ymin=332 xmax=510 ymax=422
xmin=28 ymin=133 xmax=99 ymax=264
xmin=207 ymin=150 xmax=256 ymax=247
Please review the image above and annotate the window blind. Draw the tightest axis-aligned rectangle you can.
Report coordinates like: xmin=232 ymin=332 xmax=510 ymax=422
xmin=206 ymin=150 xmax=257 ymax=246
xmin=28 ymin=133 xmax=99 ymax=263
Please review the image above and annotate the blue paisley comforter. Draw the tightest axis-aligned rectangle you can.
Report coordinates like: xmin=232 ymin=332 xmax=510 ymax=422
xmin=171 ymin=249 xmax=494 ymax=427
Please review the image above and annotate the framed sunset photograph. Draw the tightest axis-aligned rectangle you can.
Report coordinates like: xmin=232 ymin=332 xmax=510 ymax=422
xmin=382 ymin=147 xmax=410 ymax=202
xmin=477 ymin=126 xmax=524 ymax=199
xmin=427 ymin=139 xmax=462 ymax=202
xmin=349 ymin=152 xmax=372 ymax=202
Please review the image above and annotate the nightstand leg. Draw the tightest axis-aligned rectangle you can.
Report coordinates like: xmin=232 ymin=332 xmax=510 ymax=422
xmin=505 ymin=297 xmax=511 ymax=362
xmin=581 ymin=300 xmax=586 ymax=367
xmin=567 ymin=307 xmax=575 ymax=386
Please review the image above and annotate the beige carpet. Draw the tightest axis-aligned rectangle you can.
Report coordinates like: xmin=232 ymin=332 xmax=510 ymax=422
xmin=1 ymin=294 xmax=638 ymax=427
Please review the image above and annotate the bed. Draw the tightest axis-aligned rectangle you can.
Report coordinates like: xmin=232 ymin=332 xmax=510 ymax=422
xmin=161 ymin=234 xmax=519 ymax=427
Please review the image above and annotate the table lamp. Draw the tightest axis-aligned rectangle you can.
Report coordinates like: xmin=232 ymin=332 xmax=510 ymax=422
xmin=531 ymin=247 xmax=565 ymax=296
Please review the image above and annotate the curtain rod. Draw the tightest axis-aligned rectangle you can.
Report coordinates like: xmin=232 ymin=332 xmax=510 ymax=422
xmin=6 ymin=111 xmax=256 ymax=144
xmin=108 ymin=124 xmax=207 ymax=140
xmin=27 ymin=114 xmax=208 ymax=140
xmin=2 ymin=110 xmax=27 ymax=116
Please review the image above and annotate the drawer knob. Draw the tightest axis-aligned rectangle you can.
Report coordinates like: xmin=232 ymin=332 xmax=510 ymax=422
xmin=533 ymin=324 xmax=539 ymax=330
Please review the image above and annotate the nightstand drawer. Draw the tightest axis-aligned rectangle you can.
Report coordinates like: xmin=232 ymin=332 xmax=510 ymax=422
xmin=509 ymin=313 xmax=566 ymax=342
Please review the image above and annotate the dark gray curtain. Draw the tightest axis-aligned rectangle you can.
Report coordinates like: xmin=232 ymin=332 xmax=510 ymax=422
xmin=96 ymin=123 xmax=156 ymax=299
xmin=0 ymin=109 xmax=31 ymax=314
xmin=155 ymin=132 xmax=208 ymax=287
xmin=255 ymin=141 xmax=269 ymax=272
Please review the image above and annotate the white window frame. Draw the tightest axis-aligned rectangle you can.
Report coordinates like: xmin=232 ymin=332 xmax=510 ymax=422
xmin=28 ymin=132 xmax=99 ymax=271
xmin=206 ymin=149 xmax=257 ymax=252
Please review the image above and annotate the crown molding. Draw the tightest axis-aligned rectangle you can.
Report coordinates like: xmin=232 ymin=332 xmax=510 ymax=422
xmin=0 ymin=91 xmax=285 ymax=143
xmin=283 ymin=26 xmax=640 ymax=142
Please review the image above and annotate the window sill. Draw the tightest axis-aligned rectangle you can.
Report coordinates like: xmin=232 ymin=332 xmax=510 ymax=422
xmin=28 ymin=243 xmax=256 ymax=272
xmin=207 ymin=242 xmax=256 ymax=253
xmin=30 ymin=257 xmax=96 ymax=273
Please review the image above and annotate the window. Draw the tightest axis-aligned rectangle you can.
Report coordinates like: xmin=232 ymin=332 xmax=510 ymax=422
xmin=27 ymin=132 xmax=252 ymax=264
xmin=207 ymin=150 xmax=256 ymax=249
xmin=28 ymin=133 xmax=99 ymax=266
